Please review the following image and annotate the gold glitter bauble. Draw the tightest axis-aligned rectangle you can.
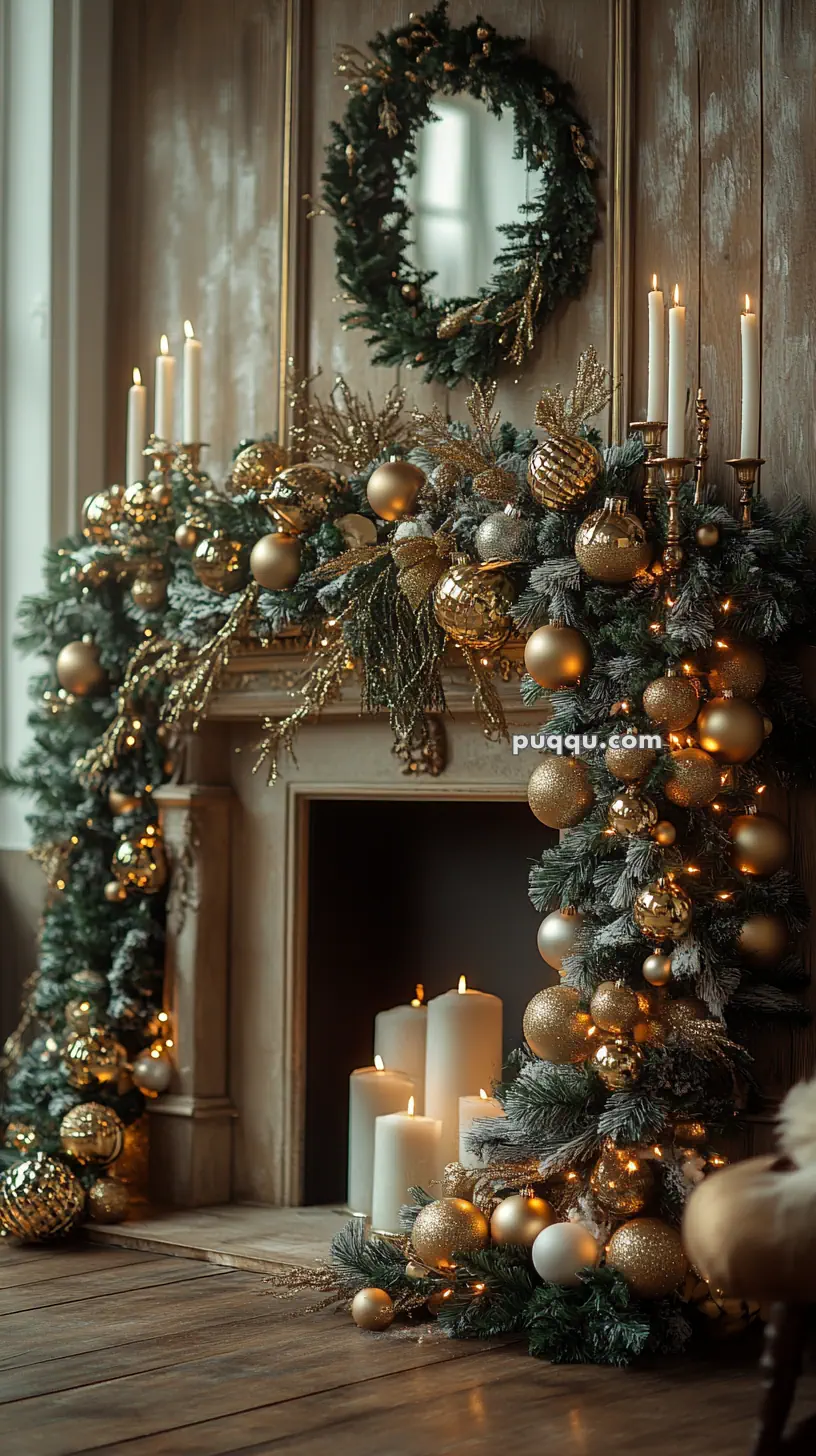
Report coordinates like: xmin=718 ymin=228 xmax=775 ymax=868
xmin=642 ymin=952 xmax=672 ymax=986
xmin=653 ymin=820 xmax=677 ymax=846
xmin=441 ymin=1162 xmax=477 ymax=1199
xmin=0 ymin=1154 xmax=86 ymax=1242
xmin=336 ymin=512 xmax=378 ymax=549
xmin=4 ymin=1122 xmax=38 ymax=1154
xmin=108 ymin=789 xmax=141 ymax=816
xmin=527 ymin=434 xmax=602 ymax=510
xmin=411 ymin=1197 xmax=489 ymax=1271
xmin=266 ymin=464 xmax=335 ymax=533
xmin=589 ymin=982 xmax=642 ymax=1035
xmin=729 ymin=812 xmax=791 ymax=878
xmin=695 ymin=523 xmax=720 ymax=548
xmin=606 ymin=1217 xmax=689 ymax=1298
xmin=192 ymin=534 xmax=249 ymax=595
xmin=527 ymin=754 xmax=594 ymax=829
xmin=475 ymin=506 xmax=531 ymax=564
xmin=665 ymin=997 xmax=706 ymax=1031
xmin=706 ymin=640 xmax=766 ymax=699
xmin=229 ymin=440 xmax=288 ymax=495
xmin=429 ymin=460 xmax=463 ymax=494
xmin=574 ymin=496 xmax=651 ymax=583
xmin=593 ymin=1037 xmax=643 ymax=1090
xmin=59 ymin=1102 xmax=124 ymax=1166
xmin=130 ymin=563 xmax=167 ymax=610
xmin=350 ymin=1287 xmax=395 ymax=1330
xmin=524 ymin=624 xmax=591 ymax=689
xmin=523 ymin=985 xmax=592 ymax=1063
xmin=604 ymin=742 xmax=657 ymax=783
xmin=590 ymin=1147 xmax=654 ymax=1216
xmin=249 ymin=532 xmax=301 ymax=591
xmin=738 ymin=912 xmax=789 ymax=967
xmin=82 ymin=486 xmax=124 ymax=543
xmin=87 ymin=1176 xmax=129 ymax=1224
xmin=433 ymin=562 xmax=515 ymax=650
xmin=63 ymin=1028 xmax=126 ymax=1088
xmin=536 ymin=907 xmax=585 ymax=973
xmin=366 ymin=460 xmax=425 ymax=521
xmin=64 ymin=997 xmax=94 ymax=1033
xmin=490 ymin=1193 xmax=557 ymax=1248
xmin=607 ymin=788 xmax=658 ymax=838
xmin=696 ymin=696 xmax=765 ymax=764
xmin=104 ymin=880 xmax=127 ymax=903
xmin=633 ymin=876 xmax=693 ymax=943
xmin=56 ymin=640 xmax=106 ymax=697
xmin=642 ymin=674 xmax=699 ymax=730
xmin=112 ymin=831 xmax=167 ymax=893
xmin=664 ymin=747 xmax=721 ymax=808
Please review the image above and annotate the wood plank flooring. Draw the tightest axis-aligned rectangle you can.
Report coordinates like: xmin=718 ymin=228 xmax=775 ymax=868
xmin=1 ymin=1239 xmax=815 ymax=1456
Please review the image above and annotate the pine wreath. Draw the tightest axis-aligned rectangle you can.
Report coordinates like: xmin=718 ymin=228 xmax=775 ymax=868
xmin=322 ymin=3 xmax=598 ymax=386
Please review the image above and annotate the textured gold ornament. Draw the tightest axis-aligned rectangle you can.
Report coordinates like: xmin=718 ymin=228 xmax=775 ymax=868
xmin=589 ymin=982 xmax=642 ymax=1035
xmin=131 ymin=563 xmax=167 ymax=611
xmin=607 ymin=788 xmax=658 ymax=838
xmin=527 ymin=435 xmax=603 ymax=510
xmin=673 ymin=1119 xmax=708 ymax=1146
xmin=593 ymin=1037 xmax=643 ymax=1090
xmin=706 ymin=640 xmax=766 ymax=699
xmin=56 ymin=640 xmax=106 ymax=697
xmin=428 ymin=460 xmax=464 ymax=494
xmin=524 ymin=623 xmax=591 ymax=689
xmin=523 ymin=985 xmax=592 ymax=1063
xmin=192 ymin=534 xmax=250 ymax=595
xmin=642 ymin=674 xmax=699 ymax=730
xmin=249 ymin=532 xmax=301 ymax=591
xmin=590 ymin=1147 xmax=654 ymax=1216
xmin=606 ymin=1217 xmax=689 ymax=1298
xmin=527 ymin=754 xmax=594 ymax=829
xmin=475 ymin=505 xmax=531 ymax=564
xmin=433 ymin=561 xmax=515 ymax=650
xmin=112 ymin=831 xmax=167 ymax=893
xmin=410 ymin=1197 xmax=489 ymax=1271
xmin=87 ymin=1176 xmax=129 ymax=1224
xmin=574 ymin=496 xmax=651 ymax=583
xmin=4 ymin=1122 xmax=38 ymax=1154
xmin=536 ymin=907 xmax=585 ymax=972
xmin=229 ymin=440 xmax=289 ymax=495
xmin=120 ymin=482 xmax=162 ymax=530
xmin=642 ymin=952 xmax=672 ymax=987
xmin=653 ymin=820 xmax=677 ymax=846
xmin=266 ymin=463 xmax=335 ymax=533
xmin=0 ymin=1154 xmax=86 ymax=1241
xmin=664 ymin=747 xmax=721 ymax=808
xmin=696 ymin=696 xmax=765 ymax=763
xmin=738 ymin=912 xmax=789 ymax=967
xmin=59 ymin=1102 xmax=124 ymax=1166
xmin=730 ymin=813 xmax=791 ymax=876
xmin=604 ymin=742 xmax=657 ymax=783
xmin=366 ymin=460 xmax=425 ymax=521
xmin=336 ymin=512 xmax=378 ymax=548
xmin=633 ymin=876 xmax=693 ymax=943
xmin=350 ymin=1287 xmax=395 ymax=1330
xmin=63 ymin=1028 xmax=126 ymax=1088
xmin=490 ymin=1193 xmax=557 ymax=1247
xmin=82 ymin=486 xmax=124 ymax=543
xmin=695 ymin=523 xmax=720 ymax=548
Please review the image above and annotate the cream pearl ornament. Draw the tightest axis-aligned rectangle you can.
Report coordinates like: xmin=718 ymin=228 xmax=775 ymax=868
xmin=536 ymin=907 xmax=585 ymax=973
xmin=531 ymin=1221 xmax=600 ymax=1286
xmin=132 ymin=1050 xmax=172 ymax=1095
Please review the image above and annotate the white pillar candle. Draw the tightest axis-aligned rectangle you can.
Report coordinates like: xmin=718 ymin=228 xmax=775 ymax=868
xmin=646 ymin=275 xmax=665 ymax=422
xmin=458 ymin=1089 xmax=505 ymax=1170
xmin=126 ymin=367 xmax=146 ymax=486
xmin=425 ymin=977 xmax=503 ymax=1167
xmin=154 ymin=333 xmax=175 ymax=442
xmin=347 ymin=1057 xmax=415 ymax=1217
xmin=374 ymin=987 xmax=427 ymax=1114
xmin=371 ymin=1098 xmax=442 ymax=1234
xmin=183 ymin=320 xmax=202 ymax=443
xmin=740 ymin=295 xmax=760 ymax=458
xmin=666 ymin=284 xmax=687 ymax=458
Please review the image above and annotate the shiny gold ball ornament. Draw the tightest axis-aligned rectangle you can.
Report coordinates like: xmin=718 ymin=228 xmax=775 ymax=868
xmin=87 ymin=1176 xmax=129 ymax=1224
xmin=350 ymin=1287 xmax=395 ymax=1330
xmin=590 ymin=1147 xmax=654 ymax=1216
xmin=607 ymin=787 xmax=658 ymax=838
xmin=642 ymin=952 xmax=672 ymax=987
xmin=653 ymin=820 xmax=677 ymax=847
xmin=604 ymin=742 xmax=657 ymax=783
xmin=642 ymin=673 xmax=699 ymax=730
xmin=664 ymin=747 xmax=721 ymax=808
xmin=527 ymin=754 xmax=594 ymax=829
xmin=229 ymin=440 xmax=288 ymax=495
xmin=410 ymin=1197 xmax=489 ymax=1271
xmin=249 ymin=532 xmax=301 ymax=591
xmin=82 ymin=486 xmax=124 ymax=543
xmin=606 ymin=1217 xmax=689 ymax=1299
xmin=266 ymin=463 xmax=336 ymax=533
xmin=59 ymin=1102 xmax=124 ymax=1166
xmin=531 ymin=1221 xmax=600 ymax=1285
xmin=433 ymin=561 xmax=515 ymax=650
xmin=696 ymin=696 xmax=765 ymax=763
xmin=132 ymin=1048 xmax=172 ymax=1095
xmin=633 ymin=876 xmax=693 ymax=943
xmin=527 ymin=434 xmax=602 ymax=511
xmin=523 ymin=985 xmax=592 ymax=1063
xmin=63 ymin=1028 xmax=126 ymax=1088
xmin=574 ymin=496 xmax=651 ymax=583
xmin=706 ymin=641 xmax=766 ymax=700
xmin=730 ymin=812 xmax=792 ymax=877
xmin=475 ymin=505 xmax=531 ymax=564
xmin=56 ymin=639 xmax=106 ymax=697
xmin=4 ymin=1122 xmax=38 ymax=1154
xmin=121 ymin=481 xmax=163 ymax=530
xmin=490 ymin=1193 xmax=557 ymax=1247
xmin=738 ymin=913 xmax=789 ymax=967
xmin=524 ymin=624 xmax=591 ymax=689
xmin=104 ymin=880 xmax=127 ymax=904
xmin=112 ymin=830 xmax=167 ymax=894
xmin=593 ymin=1037 xmax=643 ymax=1090
xmin=192 ymin=533 xmax=249 ymax=595
xmin=0 ymin=1153 xmax=86 ymax=1241
xmin=536 ymin=907 xmax=585 ymax=973
xmin=174 ymin=521 xmax=200 ymax=550
xmin=366 ymin=459 xmax=425 ymax=521
xmin=695 ymin=522 xmax=720 ymax=548
xmin=130 ymin=563 xmax=167 ymax=610
xmin=336 ymin=512 xmax=378 ymax=549
xmin=589 ymin=982 xmax=642 ymax=1036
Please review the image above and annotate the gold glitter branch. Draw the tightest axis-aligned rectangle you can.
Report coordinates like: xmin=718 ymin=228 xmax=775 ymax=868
xmin=288 ymin=369 xmax=410 ymax=473
xmin=534 ymin=346 xmax=617 ymax=436
xmin=253 ymin=620 xmax=354 ymax=786
xmin=162 ymin=582 xmax=259 ymax=734
xmin=75 ymin=637 xmax=184 ymax=786
xmin=497 ymin=256 xmax=544 ymax=367
xmin=411 ymin=381 xmax=517 ymax=504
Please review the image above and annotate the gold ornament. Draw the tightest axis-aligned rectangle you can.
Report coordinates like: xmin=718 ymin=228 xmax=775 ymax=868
xmin=490 ymin=1193 xmax=557 ymax=1247
xmin=642 ymin=674 xmax=699 ymax=730
xmin=524 ymin=624 xmax=591 ymax=689
xmin=428 ymin=460 xmax=463 ymax=494
xmin=249 ymin=532 xmax=301 ymax=591
xmin=730 ymin=813 xmax=791 ymax=877
xmin=336 ymin=512 xmax=378 ymax=548
xmin=4 ymin=1122 xmax=38 ymax=1154
xmin=56 ymin=639 xmax=106 ymax=697
xmin=350 ymin=1287 xmax=395 ymax=1330
xmin=192 ymin=534 xmax=249 ymax=595
xmin=63 ymin=1028 xmax=126 ymax=1088
xmin=130 ymin=563 xmax=167 ymax=610
xmin=87 ymin=1176 xmax=129 ymax=1224
xmin=0 ymin=1154 xmax=85 ymax=1241
xmin=536 ymin=907 xmax=585 ymax=973
xmin=410 ymin=1197 xmax=489 ymax=1271
xmin=574 ymin=496 xmax=651 ymax=583
xmin=266 ymin=464 xmax=335 ymax=533
xmin=604 ymin=742 xmax=657 ymax=783
xmin=104 ymin=880 xmax=127 ymax=903
xmin=706 ymin=641 xmax=766 ymax=699
xmin=132 ymin=1046 xmax=172 ymax=1095
xmin=523 ymin=985 xmax=592 ymax=1063
xmin=695 ymin=523 xmax=720 ymax=548
xmin=229 ymin=440 xmax=288 ymax=495
xmin=589 ymin=982 xmax=642 ymax=1035
xmin=433 ymin=561 xmax=515 ymax=650
xmin=441 ymin=1162 xmax=477 ymax=1199
xmin=738 ymin=913 xmax=789 ymax=967
xmin=112 ymin=830 xmax=167 ymax=893
xmin=527 ymin=754 xmax=594 ymax=829
xmin=606 ymin=1217 xmax=689 ymax=1298
xmin=527 ymin=435 xmax=602 ymax=510
xmin=120 ymin=481 xmax=163 ymax=530
xmin=642 ymin=952 xmax=672 ymax=986
xmin=175 ymin=521 xmax=200 ymax=550
xmin=673 ymin=1120 xmax=708 ymax=1146
xmin=366 ymin=460 xmax=425 ymax=521
xmin=633 ymin=876 xmax=693 ymax=943
xmin=607 ymin=787 xmax=658 ymax=838
xmin=64 ymin=997 xmax=94 ymax=1033
xmin=59 ymin=1102 xmax=124 ymax=1165
xmin=664 ymin=747 xmax=721 ymax=807
xmin=82 ymin=486 xmax=124 ymax=543
xmin=696 ymin=696 xmax=765 ymax=764
xmin=653 ymin=820 xmax=677 ymax=847
xmin=590 ymin=1147 xmax=654 ymax=1216
xmin=593 ymin=1037 xmax=643 ymax=1090
xmin=108 ymin=789 xmax=141 ymax=815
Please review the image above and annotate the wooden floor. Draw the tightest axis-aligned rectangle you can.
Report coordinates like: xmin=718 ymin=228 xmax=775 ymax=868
xmin=2 ymin=1241 xmax=816 ymax=1456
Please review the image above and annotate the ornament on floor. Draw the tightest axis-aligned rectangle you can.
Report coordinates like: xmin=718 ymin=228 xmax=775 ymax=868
xmin=130 ymin=562 xmax=168 ymax=610
xmin=87 ymin=1176 xmax=129 ymax=1224
xmin=0 ymin=1153 xmax=85 ymax=1241
xmin=536 ymin=906 xmax=585 ymax=973
xmin=523 ymin=985 xmax=592 ymax=1063
xmin=56 ymin=638 xmax=106 ymax=697
xmin=604 ymin=741 xmax=657 ymax=783
xmin=59 ymin=1102 xmax=125 ymax=1165
xmin=410 ymin=1197 xmax=489 ymax=1271
xmin=696 ymin=696 xmax=765 ymax=763
xmin=652 ymin=820 xmax=677 ymax=847
xmin=574 ymin=496 xmax=651 ymax=583
xmin=523 ymin=623 xmax=591 ymax=689
xmin=132 ymin=1043 xmax=173 ymax=1096
xmin=192 ymin=533 xmax=249 ymax=595
xmin=527 ymin=754 xmax=594 ymax=829
xmin=642 ymin=672 xmax=699 ymax=730
xmin=228 ymin=440 xmax=289 ymax=495
xmin=531 ymin=1221 xmax=600 ymax=1285
xmin=433 ymin=560 xmax=515 ymax=650
xmin=475 ymin=504 xmax=531 ymax=563
xmin=366 ymin=459 xmax=425 ymax=521
xmin=82 ymin=486 xmax=124 ymax=544
xmin=664 ymin=747 xmax=721 ymax=807
xmin=112 ymin=828 xmax=167 ymax=894
xmin=351 ymin=1287 xmax=395 ymax=1330
xmin=607 ymin=787 xmax=658 ymax=838
xmin=729 ymin=813 xmax=791 ymax=877
xmin=590 ymin=1147 xmax=654 ymax=1216
xmin=336 ymin=513 xmax=378 ymax=549
xmin=593 ymin=1037 xmax=643 ymax=1090
xmin=589 ymin=982 xmax=641 ymax=1036
xmin=633 ymin=876 xmax=693 ymax=942
xmin=605 ymin=1217 xmax=689 ymax=1299
xmin=490 ymin=1192 xmax=557 ymax=1248
xmin=705 ymin=641 xmax=766 ymax=700
xmin=642 ymin=952 xmax=672 ymax=987
xmin=695 ymin=523 xmax=720 ymax=548
xmin=266 ymin=464 xmax=336 ymax=533
xmin=63 ymin=1028 xmax=126 ymax=1088
xmin=250 ymin=532 xmax=302 ymax=591
xmin=527 ymin=349 xmax=612 ymax=510
xmin=737 ymin=913 xmax=789 ymax=967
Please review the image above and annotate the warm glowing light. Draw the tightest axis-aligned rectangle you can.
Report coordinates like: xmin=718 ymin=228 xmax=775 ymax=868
xmin=70 ymin=835 xmax=79 ymax=845
xmin=160 ymin=334 xmax=169 ymax=355
xmin=471 ymin=1281 xmax=486 ymax=1293
xmin=666 ymin=595 xmax=676 ymax=607
xmin=56 ymin=879 xmax=66 ymax=891
xmin=711 ymin=802 xmax=723 ymax=812
xmin=132 ymin=366 xmax=142 ymax=385
xmin=744 ymin=294 xmax=751 ymax=314
xmin=184 ymin=319 xmax=195 ymax=339
xmin=721 ymin=599 xmax=732 ymax=612
xmin=565 ymin=1170 xmax=579 ymax=1182
xmin=441 ymin=1288 xmax=452 ymax=1300
xmin=685 ymin=864 xmax=700 ymax=875
xmin=374 ymin=1054 xmax=385 ymax=1071
xmin=150 ymin=1048 xmax=161 ymax=1059
xmin=756 ymin=784 xmax=767 ymax=795
xmin=625 ymin=1159 xmax=639 ymax=1172
xmin=145 ymin=824 xmax=156 ymax=835
xmin=157 ymin=1011 xmax=169 ymax=1023
xmin=132 ymin=719 xmax=142 ymax=731
xmin=458 ymin=975 xmax=467 ymax=994
xmin=653 ymin=1146 xmax=663 ymax=1158
xmin=125 ymin=735 xmax=136 ymax=748
xmin=717 ymin=891 xmax=733 ymax=901
xmin=164 ymin=1038 xmax=174 ymax=1048
xmin=407 ymin=1096 xmax=415 ymax=1116
xmin=673 ymin=283 xmax=680 ymax=306
xmin=652 ymin=273 xmax=658 ymax=290
xmin=649 ymin=622 xmax=662 ymax=634
xmin=480 ymin=657 xmax=490 ymax=667
xmin=715 ymin=639 xmax=728 ymax=649
xmin=620 ymin=701 xmax=630 ymax=712
xmin=479 ymin=1088 xmax=488 ymax=1100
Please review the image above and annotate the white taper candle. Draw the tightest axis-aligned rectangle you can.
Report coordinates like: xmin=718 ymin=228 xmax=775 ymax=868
xmin=126 ymin=367 xmax=146 ymax=486
xmin=666 ymin=284 xmax=686 ymax=458
xmin=740 ymin=295 xmax=760 ymax=458
xmin=183 ymin=320 xmax=202 ymax=443
xmin=154 ymin=334 xmax=175 ymax=442
xmin=646 ymin=275 xmax=665 ymax=422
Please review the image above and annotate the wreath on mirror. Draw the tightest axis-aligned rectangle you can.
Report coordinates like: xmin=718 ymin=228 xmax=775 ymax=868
xmin=321 ymin=3 xmax=598 ymax=387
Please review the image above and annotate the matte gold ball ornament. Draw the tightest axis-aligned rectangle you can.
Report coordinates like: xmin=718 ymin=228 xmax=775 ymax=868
xmin=706 ymin=641 xmax=766 ymax=700
xmin=653 ymin=820 xmax=677 ymax=847
xmin=523 ymin=986 xmax=593 ymax=1063
xmin=574 ymin=496 xmax=651 ymax=583
xmin=696 ymin=696 xmax=765 ymax=764
xmin=593 ymin=1037 xmax=643 ymax=1090
xmin=642 ymin=674 xmax=699 ymax=730
xmin=192 ymin=534 xmax=249 ymax=594
xmin=249 ymin=532 xmax=302 ymax=591
xmin=527 ymin=754 xmax=595 ymax=829
xmin=664 ymin=747 xmax=722 ymax=808
xmin=59 ymin=1102 xmax=125 ymax=1165
xmin=729 ymin=813 xmax=791 ymax=877
xmin=0 ymin=1153 xmax=86 ymax=1241
xmin=490 ymin=1193 xmax=557 ymax=1247
xmin=366 ymin=459 xmax=425 ymax=521
xmin=738 ymin=913 xmax=789 ymax=967
xmin=336 ymin=512 xmax=378 ymax=549
xmin=433 ymin=561 xmax=516 ymax=650
xmin=589 ymin=982 xmax=642 ymax=1035
xmin=410 ymin=1197 xmax=489 ymax=1271
xmin=130 ymin=563 xmax=167 ymax=610
xmin=350 ymin=1287 xmax=395 ymax=1330
xmin=87 ymin=1176 xmax=129 ymax=1224
xmin=590 ymin=1147 xmax=654 ymax=1216
xmin=642 ymin=952 xmax=672 ymax=986
xmin=266 ymin=464 xmax=336 ymax=532
xmin=695 ymin=523 xmax=720 ymax=548
xmin=606 ymin=1217 xmax=689 ymax=1299
xmin=527 ymin=434 xmax=602 ymax=511
xmin=56 ymin=639 xmax=106 ymax=697
xmin=633 ymin=876 xmax=693 ymax=942
xmin=63 ymin=1029 xmax=126 ymax=1089
xmin=536 ymin=907 xmax=585 ymax=973
xmin=112 ymin=830 xmax=167 ymax=894
xmin=524 ymin=624 xmax=592 ymax=689
xmin=604 ymin=742 xmax=657 ymax=783
xmin=607 ymin=787 xmax=658 ymax=838
xmin=229 ymin=440 xmax=289 ymax=495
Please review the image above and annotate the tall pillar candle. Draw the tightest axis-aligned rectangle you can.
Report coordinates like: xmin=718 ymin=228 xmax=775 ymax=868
xmin=666 ymin=284 xmax=686 ymax=458
xmin=371 ymin=1099 xmax=442 ymax=1234
xmin=154 ymin=334 xmax=176 ymax=442
xmin=740 ymin=296 xmax=760 ymax=458
xmin=183 ymin=320 xmax=202 ymax=443
xmin=458 ymin=1089 xmax=505 ymax=1170
xmin=126 ymin=367 xmax=146 ymax=486
xmin=347 ymin=1058 xmax=415 ymax=1217
xmin=646 ymin=275 xmax=665 ymax=422
xmin=374 ymin=989 xmax=427 ymax=1114
xmin=424 ymin=978 xmax=503 ymax=1167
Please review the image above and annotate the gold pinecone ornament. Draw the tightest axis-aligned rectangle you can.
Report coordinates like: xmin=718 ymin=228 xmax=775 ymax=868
xmin=526 ymin=349 xmax=613 ymax=511
xmin=433 ymin=560 xmax=515 ymax=650
xmin=574 ymin=497 xmax=651 ymax=583
xmin=0 ymin=1154 xmax=86 ymax=1241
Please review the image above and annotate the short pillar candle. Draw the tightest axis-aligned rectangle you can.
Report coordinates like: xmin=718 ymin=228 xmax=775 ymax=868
xmin=371 ymin=1099 xmax=442 ymax=1234
xmin=374 ymin=988 xmax=427 ymax=1114
xmin=458 ymin=1089 xmax=505 ymax=1170
xmin=424 ymin=978 xmax=503 ymax=1167
xmin=347 ymin=1058 xmax=415 ymax=1218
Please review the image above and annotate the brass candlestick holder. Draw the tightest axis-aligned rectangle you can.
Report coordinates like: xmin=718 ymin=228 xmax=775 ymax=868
xmin=726 ymin=457 xmax=764 ymax=528
xmin=653 ymin=457 xmax=692 ymax=571
xmin=630 ymin=421 xmax=666 ymax=529
xmin=694 ymin=390 xmax=711 ymax=505
xmin=144 ymin=436 xmax=176 ymax=513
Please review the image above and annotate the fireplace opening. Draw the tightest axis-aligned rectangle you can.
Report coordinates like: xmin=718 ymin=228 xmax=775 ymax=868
xmin=304 ymin=797 xmax=557 ymax=1205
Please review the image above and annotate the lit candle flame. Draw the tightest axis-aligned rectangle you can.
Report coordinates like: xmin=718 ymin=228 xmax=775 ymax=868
xmin=411 ymin=983 xmax=425 ymax=1007
xmin=374 ymin=1054 xmax=384 ymax=1071
xmin=673 ymin=283 xmax=680 ymax=306
xmin=407 ymin=1096 xmax=415 ymax=1116
xmin=184 ymin=319 xmax=195 ymax=339
xmin=479 ymin=1088 xmax=488 ymax=1100
xmin=652 ymin=273 xmax=658 ymax=290
xmin=744 ymin=294 xmax=751 ymax=314
xmin=160 ymin=334 xmax=169 ymax=355
xmin=458 ymin=975 xmax=467 ymax=994
xmin=132 ymin=366 xmax=142 ymax=386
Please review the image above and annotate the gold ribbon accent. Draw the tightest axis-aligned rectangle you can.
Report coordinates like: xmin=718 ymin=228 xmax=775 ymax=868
xmin=392 ymin=529 xmax=455 ymax=608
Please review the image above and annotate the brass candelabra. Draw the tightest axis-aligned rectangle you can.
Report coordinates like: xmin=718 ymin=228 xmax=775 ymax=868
xmin=726 ymin=457 xmax=764 ymax=528
xmin=630 ymin=420 xmax=667 ymax=529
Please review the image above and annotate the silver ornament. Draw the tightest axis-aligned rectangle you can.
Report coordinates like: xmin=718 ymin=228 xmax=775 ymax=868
xmin=475 ymin=504 xmax=531 ymax=563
